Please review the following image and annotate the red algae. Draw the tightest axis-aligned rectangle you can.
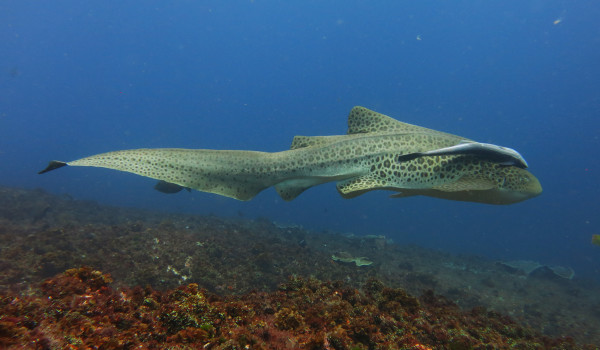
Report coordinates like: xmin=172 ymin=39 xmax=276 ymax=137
xmin=0 ymin=268 xmax=589 ymax=349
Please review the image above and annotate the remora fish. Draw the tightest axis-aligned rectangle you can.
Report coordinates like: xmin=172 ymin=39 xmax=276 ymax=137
xmin=396 ymin=140 xmax=528 ymax=169
xmin=39 ymin=106 xmax=542 ymax=204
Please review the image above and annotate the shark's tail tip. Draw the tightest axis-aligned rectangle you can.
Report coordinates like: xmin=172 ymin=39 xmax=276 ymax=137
xmin=38 ymin=160 xmax=68 ymax=174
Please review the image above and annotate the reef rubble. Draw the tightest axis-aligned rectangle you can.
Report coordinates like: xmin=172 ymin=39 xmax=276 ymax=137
xmin=0 ymin=186 xmax=599 ymax=348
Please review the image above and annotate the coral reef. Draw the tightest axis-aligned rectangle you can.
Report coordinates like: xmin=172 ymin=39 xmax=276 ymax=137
xmin=0 ymin=186 xmax=599 ymax=347
xmin=0 ymin=267 xmax=584 ymax=349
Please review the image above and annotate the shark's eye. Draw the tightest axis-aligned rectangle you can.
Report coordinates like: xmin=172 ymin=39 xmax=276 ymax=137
xmin=520 ymin=176 xmax=530 ymax=183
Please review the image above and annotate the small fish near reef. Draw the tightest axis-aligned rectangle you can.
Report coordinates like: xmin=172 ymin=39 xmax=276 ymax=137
xmin=592 ymin=234 xmax=600 ymax=246
xmin=39 ymin=106 xmax=542 ymax=204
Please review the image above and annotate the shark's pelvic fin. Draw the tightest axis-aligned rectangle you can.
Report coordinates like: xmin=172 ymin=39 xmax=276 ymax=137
xmin=275 ymin=178 xmax=324 ymax=201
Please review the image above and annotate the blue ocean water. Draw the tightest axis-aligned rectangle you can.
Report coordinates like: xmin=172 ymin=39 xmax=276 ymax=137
xmin=1 ymin=1 xmax=599 ymax=279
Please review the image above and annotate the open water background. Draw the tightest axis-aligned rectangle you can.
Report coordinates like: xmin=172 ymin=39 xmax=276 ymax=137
xmin=1 ymin=1 xmax=599 ymax=279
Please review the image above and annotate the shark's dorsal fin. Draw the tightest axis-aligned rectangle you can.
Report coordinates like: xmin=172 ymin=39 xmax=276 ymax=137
xmin=347 ymin=106 xmax=460 ymax=138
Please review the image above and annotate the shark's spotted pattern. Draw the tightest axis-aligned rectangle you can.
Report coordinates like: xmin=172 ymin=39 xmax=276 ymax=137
xmin=40 ymin=106 xmax=542 ymax=204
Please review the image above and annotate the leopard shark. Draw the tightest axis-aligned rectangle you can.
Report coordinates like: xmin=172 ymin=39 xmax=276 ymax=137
xmin=39 ymin=106 xmax=542 ymax=204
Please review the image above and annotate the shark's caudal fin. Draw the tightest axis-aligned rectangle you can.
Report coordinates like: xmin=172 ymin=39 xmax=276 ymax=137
xmin=38 ymin=161 xmax=68 ymax=174
xmin=38 ymin=149 xmax=278 ymax=201
xmin=38 ymin=148 xmax=355 ymax=202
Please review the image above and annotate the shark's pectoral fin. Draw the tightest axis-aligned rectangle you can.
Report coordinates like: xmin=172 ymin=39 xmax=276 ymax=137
xmin=432 ymin=176 xmax=497 ymax=192
xmin=389 ymin=177 xmax=498 ymax=200
xmin=336 ymin=174 xmax=389 ymax=199
xmin=339 ymin=173 xmax=499 ymax=200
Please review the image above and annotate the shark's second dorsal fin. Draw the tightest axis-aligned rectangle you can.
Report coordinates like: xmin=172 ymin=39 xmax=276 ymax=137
xmin=347 ymin=106 xmax=454 ymax=137
xmin=290 ymin=135 xmax=347 ymax=150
